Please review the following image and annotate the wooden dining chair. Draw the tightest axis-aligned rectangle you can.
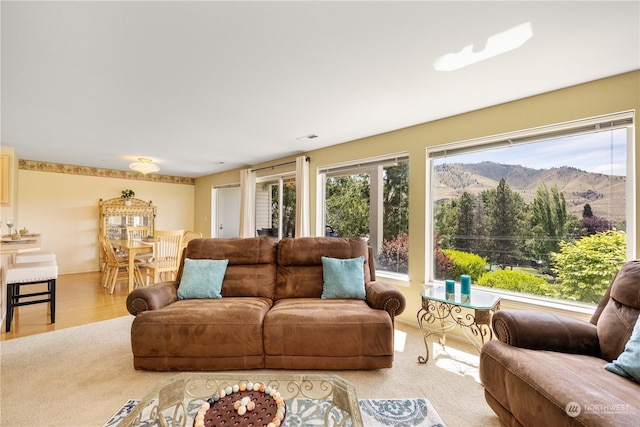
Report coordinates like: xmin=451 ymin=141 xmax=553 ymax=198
xmin=144 ymin=230 xmax=184 ymax=285
xmin=101 ymin=234 xmax=145 ymax=294
xmin=126 ymin=226 xmax=153 ymax=262
xmin=126 ymin=226 xmax=149 ymax=240
xmin=180 ymin=230 xmax=203 ymax=260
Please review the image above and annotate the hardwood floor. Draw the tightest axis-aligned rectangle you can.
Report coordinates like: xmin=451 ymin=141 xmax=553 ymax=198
xmin=1 ymin=270 xmax=130 ymax=341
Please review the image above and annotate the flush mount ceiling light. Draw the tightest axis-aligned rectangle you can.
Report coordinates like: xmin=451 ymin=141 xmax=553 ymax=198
xmin=129 ymin=157 xmax=160 ymax=175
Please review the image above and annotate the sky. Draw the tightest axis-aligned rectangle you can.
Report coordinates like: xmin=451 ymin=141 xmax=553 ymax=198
xmin=435 ymin=128 xmax=627 ymax=176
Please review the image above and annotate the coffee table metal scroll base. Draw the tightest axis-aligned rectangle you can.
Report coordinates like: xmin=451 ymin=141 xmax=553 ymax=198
xmin=417 ymin=289 xmax=500 ymax=364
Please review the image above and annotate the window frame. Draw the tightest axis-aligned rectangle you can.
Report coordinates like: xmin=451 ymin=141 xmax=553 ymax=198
xmin=255 ymin=172 xmax=296 ymax=239
xmin=425 ymin=111 xmax=636 ymax=306
xmin=317 ymin=152 xmax=410 ymax=278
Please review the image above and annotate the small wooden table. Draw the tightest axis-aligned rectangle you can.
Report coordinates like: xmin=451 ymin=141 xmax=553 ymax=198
xmin=417 ymin=285 xmax=500 ymax=363
xmin=111 ymin=240 xmax=153 ymax=293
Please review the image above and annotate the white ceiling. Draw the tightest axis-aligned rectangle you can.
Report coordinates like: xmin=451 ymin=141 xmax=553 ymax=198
xmin=2 ymin=1 xmax=639 ymax=178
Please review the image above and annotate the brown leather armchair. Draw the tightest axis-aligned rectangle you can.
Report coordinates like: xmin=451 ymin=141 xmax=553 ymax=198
xmin=479 ymin=260 xmax=640 ymax=427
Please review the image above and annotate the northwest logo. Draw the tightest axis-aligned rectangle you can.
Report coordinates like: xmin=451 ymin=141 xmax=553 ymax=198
xmin=566 ymin=402 xmax=581 ymax=417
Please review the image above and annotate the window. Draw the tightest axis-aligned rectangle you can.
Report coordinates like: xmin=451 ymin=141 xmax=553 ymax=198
xmin=319 ymin=154 xmax=409 ymax=275
xmin=427 ymin=112 xmax=635 ymax=305
xmin=255 ymin=174 xmax=296 ymax=238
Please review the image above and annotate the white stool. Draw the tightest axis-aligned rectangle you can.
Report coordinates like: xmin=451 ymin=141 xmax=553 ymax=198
xmin=4 ymin=260 xmax=58 ymax=332
xmin=14 ymin=250 xmax=56 ymax=264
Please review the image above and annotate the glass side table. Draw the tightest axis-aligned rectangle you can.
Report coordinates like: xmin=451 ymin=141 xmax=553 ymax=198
xmin=417 ymin=285 xmax=501 ymax=364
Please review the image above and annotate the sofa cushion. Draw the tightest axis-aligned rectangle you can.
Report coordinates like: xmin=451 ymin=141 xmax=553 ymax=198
xmin=276 ymin=237 xmax=370 ymax=299
xmin=131 ymin=297 xmax=272 ymax=361
xmin=177 ymin=258 xmax=228 ymax=300
xmin=180 ymin=237 xmax=278 ymax=299
xmin=321 ymin=256 xmax=365 ymax=300
xmin=605 ymin=315 xmax=640 ymax=382
xmin=596 ymin=261 xmax=640 ymax=361
xmin=480 ymin=340 xmax=640 ymax=427
xmin=263 ymin=298 xmax=393 ymax=359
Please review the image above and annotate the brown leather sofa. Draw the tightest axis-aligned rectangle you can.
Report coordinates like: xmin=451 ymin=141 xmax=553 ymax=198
xmin=126 ymin=236 xmax=406 ymax=371
xmin=479 ymin=260 xmax=640 ymax=427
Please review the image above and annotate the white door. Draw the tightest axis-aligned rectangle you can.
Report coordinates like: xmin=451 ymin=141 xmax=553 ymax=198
xmin=215 ymin=187 xmax=240 ymax=238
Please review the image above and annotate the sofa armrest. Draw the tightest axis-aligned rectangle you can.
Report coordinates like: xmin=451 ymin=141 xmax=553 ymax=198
xmin=126 ymin=281 xmax=179 ymax=315
xmin=492 ymin=310 xmax=600 ymax=356
xmin=365 ymin=280 xmax=406 ymax=322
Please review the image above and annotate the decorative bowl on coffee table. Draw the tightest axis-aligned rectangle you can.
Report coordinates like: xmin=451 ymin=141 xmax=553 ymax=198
xmin=117 ymin=373 xmax=362 ymax=427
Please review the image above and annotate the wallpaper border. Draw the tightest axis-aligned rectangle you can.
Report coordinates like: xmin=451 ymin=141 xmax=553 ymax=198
xmin=19 ymin=159 xmax=195 ymax=185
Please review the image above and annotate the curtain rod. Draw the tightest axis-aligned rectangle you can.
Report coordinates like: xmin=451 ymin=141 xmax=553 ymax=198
xmin=251 ymin=156 xmax=309 ymax=172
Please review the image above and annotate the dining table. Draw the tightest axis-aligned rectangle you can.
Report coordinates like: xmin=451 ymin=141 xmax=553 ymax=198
xmin=110 ymin=239 xmax=154 ymax=293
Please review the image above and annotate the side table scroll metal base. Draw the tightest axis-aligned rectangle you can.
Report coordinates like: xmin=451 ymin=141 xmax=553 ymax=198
xmin=417 ymin=287 xmax=500 ymax=364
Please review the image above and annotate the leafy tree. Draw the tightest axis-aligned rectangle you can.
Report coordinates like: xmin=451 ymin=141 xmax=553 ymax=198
xmin=378 ymin=233 xmax=408 ymax=273
xmin=583 ymin=203 xmax=593 ymax=218
xmin=441 ymin=249 xmax=487 ymax=282
xmin=477 ymin=269 xmax=556 ymax=297
xmin=551 ymin=230 xmax=626 ymax=303
xmin=529 ymin=183 xmax=574 ymax=265
xmin=325 ymin=175 xmax=370 ymax=237
xmin=581 ymin=216 xmax=612 ymax=236
xmin=435 ymin=245 xmax=453 ymax=280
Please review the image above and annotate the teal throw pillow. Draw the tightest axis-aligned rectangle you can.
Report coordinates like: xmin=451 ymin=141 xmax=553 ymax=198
xmin=605 ymin=317 xmax=640 ymax=382
xmin=178 ymin=258 xmax=229 ymax=300
xmin=321 ymin=256 xmax=366 ymax=300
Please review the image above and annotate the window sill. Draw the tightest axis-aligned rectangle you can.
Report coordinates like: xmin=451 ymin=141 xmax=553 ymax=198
xmin=476 ymin=286 xmax=596 ymax=321
xmin=375 ymin=270 xmax=410 ymax=288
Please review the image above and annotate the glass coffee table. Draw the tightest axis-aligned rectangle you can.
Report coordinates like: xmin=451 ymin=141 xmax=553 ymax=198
xmin=117 ymin=373 xmax=362 ymax=427
xmin=417 ymin=284 xmax=501 ymax=363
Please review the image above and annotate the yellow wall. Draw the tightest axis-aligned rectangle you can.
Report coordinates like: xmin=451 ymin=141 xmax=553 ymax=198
xmin=13 ymin=171 xmax=194 ymax=274
xmin=195 ymin=71 xmax=640 ymax=325
xmin=5 ymin=71 xmax=638 ymax=323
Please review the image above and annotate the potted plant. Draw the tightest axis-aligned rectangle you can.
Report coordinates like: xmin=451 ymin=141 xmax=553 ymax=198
xmin=121 ymin=189 xmax=135 ymax=205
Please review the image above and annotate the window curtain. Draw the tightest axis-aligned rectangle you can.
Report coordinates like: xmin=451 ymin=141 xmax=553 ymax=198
xmin=239 ymin=168 xmax=256 ymax=238
xmin=295 ymin=155 xmax=310 ymax=237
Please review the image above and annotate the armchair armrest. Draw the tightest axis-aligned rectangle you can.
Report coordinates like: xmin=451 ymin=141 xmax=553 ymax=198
xmin=126 ymin=281 xmax=179 ymax=315
xmin=492 ymin=310 xmax=600 ymax=356
xmin=365 ymin=280 xmax=406 ymax=322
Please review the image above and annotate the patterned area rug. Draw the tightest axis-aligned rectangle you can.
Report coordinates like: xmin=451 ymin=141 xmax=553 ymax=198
xmin=105 ymin=397 xmax=445 ymax=427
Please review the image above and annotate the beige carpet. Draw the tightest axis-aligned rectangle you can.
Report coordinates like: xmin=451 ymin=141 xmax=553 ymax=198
xmin=0 ymin=316 xmax=502 ymax=427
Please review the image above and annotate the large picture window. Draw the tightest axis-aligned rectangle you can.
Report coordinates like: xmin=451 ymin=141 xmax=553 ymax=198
xmin=427 ymin=112 xmax=635 ymax=305
xmin=319 ymin=154 xmax=409 ymax=275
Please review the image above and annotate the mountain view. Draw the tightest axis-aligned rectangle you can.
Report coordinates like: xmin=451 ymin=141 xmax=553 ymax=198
xmin=433 ymin=161 xmax=626 ymax=221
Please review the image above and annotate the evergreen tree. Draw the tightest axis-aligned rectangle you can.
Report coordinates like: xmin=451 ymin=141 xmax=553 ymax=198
xmin=486 ymin=178 xmax=526 ymax=266
xmin=454 ymin=192 xmax=475 ymax=252
xmin=583 ymin=203 xmax=594 ymax=218
xmin=473 ymin=195 xmax=489 ymax=257
xmin=433 ymin=200 xmax=458 ymax=250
